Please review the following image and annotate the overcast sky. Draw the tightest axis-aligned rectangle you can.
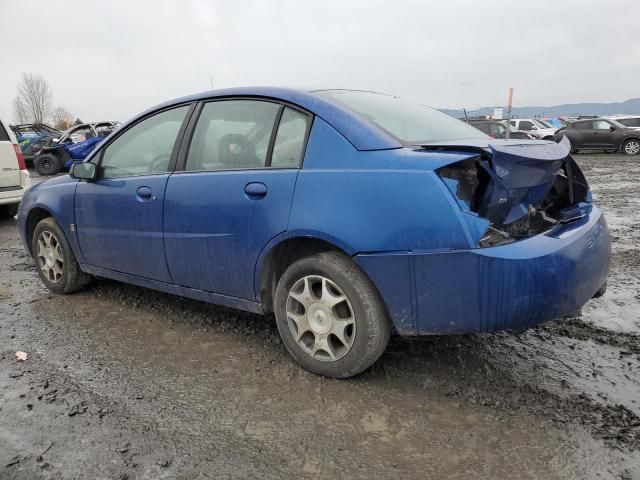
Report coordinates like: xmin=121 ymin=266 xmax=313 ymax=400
xmin=0 ymin=0 xmax=637 ymax=123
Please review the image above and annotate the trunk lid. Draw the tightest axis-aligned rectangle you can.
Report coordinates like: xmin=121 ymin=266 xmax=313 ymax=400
xmin=418 ymin=137 xmax=590 ymax=247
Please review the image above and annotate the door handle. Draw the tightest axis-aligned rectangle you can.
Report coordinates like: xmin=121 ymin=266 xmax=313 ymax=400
xmin=244 ymin=182 xmax=267 ymax=199
xmin=136 ymin=186 xmax=155 ymax=201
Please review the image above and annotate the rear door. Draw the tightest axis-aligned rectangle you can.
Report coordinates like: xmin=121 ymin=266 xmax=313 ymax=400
xmin=164 ymin=99 xmax=311 ymax=299
xmin=571 ymin=121 xmax=594 ymax=148
xmin=0 ymin=120 xmax=20 ymax=188
xmin=75 ymin=105 xmax=192 ymax=281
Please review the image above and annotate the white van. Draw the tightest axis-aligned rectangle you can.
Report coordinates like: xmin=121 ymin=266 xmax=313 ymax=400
xmin=0 ymin=118 xmax=31 ymax=218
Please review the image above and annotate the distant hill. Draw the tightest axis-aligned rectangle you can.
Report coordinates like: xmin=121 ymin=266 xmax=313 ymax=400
xmin=442 ymin=98 xmax=640 ymax=119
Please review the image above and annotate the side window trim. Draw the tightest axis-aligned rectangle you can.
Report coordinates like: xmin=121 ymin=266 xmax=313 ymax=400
xmin=174 ymin=97 xmax=314 ymax=173
xmin=265 ymin=106 xmax=285 ymax=167
xmin=284 ymin=106 xmax=314 ymax=170
xmin=93 ymin=102 xmax=197 ymax=178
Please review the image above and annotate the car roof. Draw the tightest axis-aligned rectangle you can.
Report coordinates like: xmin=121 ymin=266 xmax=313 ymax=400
xmin=128 ymin=87 xmax=403 ymax=151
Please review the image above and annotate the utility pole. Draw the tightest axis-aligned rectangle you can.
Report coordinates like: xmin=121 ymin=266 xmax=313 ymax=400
xmin=505 ymin=87 xmax=513 ymax=139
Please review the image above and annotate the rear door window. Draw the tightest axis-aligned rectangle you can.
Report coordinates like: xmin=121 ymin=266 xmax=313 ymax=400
xmin=186 ymin=100 xmax=280 ymax=171
xmin=270 ymin=107 xmax=309 ymax=168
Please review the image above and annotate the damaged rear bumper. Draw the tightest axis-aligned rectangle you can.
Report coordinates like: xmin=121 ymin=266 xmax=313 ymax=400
xmin=355 ymin=206 xmax=610 ymax=335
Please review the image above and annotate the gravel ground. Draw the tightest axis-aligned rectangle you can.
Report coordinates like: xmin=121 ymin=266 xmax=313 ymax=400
xmin=1 ymin=153 xmax=640 ymax=479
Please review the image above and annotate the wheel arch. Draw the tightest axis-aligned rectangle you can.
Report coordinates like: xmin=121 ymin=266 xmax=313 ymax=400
xmin=25 ymin=206 xmax=55 ymax=255
xmin=256 ymin=232 xmax=356 ymax=314
xmin=622 ymin=137 xmax=640 ymax=153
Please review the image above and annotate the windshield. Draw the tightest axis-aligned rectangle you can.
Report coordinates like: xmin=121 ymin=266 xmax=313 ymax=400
xmin=609 ymin=118 xmax=627 ymax=128
xmin=532 ymin=119 xmax=550 ymax=129
xmin=315 ymin=90 xmax=488 ymax=144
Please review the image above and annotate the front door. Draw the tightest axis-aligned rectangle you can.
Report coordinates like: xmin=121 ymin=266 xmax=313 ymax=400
xmin=164 ymin=99 xmax=311 ymax=299
xmin=75 ymin=105 xmax=191 ymax=281
xmin=590 ymin=119 xmax=617 ymax=148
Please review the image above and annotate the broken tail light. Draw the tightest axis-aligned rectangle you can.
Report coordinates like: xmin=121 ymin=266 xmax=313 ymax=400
xmin=436 ymin=137 xmax=589 ymax=248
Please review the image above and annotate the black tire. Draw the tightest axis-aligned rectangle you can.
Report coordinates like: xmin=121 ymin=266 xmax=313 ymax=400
xmin=622 ymin=139 xmax=640 ymax=156
xmin=34 ymin=153 xmax=62 ymax=176
xmin=274 ymin=251 xmax=391 ymax=378
xmin=0 ymin=203 xmax=19 ymax=219
xmin=31 ymin=217 xmax=91 ymax=294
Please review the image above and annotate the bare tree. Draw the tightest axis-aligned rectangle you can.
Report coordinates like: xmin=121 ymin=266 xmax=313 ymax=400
xmin=14 ymin=73 xmax=52 ymax=124
xmin=52 ymin=107 xmax=72 ymax=130
xmin=12 ymin=97 xmax=28 ymax=124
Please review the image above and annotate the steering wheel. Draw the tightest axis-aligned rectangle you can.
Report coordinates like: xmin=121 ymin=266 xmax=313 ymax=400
xmin=218 ymin=134 xmax=257 ymax=167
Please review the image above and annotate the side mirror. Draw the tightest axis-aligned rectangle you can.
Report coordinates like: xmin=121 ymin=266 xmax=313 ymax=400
xmin=70 ymin=162 xmax=97 ymax=181
xmin=610 ymin=126 xmax=616 ymax=132
xmin=530 ymin=126 xmax=538 ymax=130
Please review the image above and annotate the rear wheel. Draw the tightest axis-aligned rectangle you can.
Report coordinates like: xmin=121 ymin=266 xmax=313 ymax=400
xmin=274 ymin=251 xmax=391 ymax=378
xmin=622 ymin=139 xmax=640 ymax=155
xmin=0 ymin=203 xmax=19 ymax=219
xmin=32 ymin=217 xmax=91 ymax=294
xmin=34 ymin=153 xmax=61 ymax=175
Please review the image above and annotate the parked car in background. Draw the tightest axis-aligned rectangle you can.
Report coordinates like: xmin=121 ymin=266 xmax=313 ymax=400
xmin=10 ymin=123 xmax=61 ymax=165
xmin=33 ymin=121 xmax=118 ymax=175
xmin=10 ymin=123 xmax=60 ymax=140
xmin=0 ymin=118 xmax=31 ymax=218
xmin=467 ymin=119 xmax=534 ymax=139
xmin=554 ymin=118 xmax=640 ymax=155
xmin=611 ymin=116 xmax=640 ymax=130
xmin=18 ymin=87 xmax=610 ymax=378
xmin=509 ymin=118 xmax=557 ymax=140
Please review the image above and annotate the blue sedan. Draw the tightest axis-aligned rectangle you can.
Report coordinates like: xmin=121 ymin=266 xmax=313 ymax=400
xmin=17 ymin=87 xmax=611 ymax=377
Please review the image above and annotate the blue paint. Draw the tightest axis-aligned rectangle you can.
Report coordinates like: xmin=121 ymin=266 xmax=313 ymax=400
xmin=75 ymin=174 xmax=173 ymax=282
xmin=17 ymin=87 xmax=611 ymax=338
xmin=164 ymin=169 xmax=298 ymax=298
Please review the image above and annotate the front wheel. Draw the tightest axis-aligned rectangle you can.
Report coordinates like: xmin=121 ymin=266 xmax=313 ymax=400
xmin=32 ymin=217 xmax=91 ymax=294
xmin=622 ymin=139 xmax=640 ymax=155
xmin=274 ymin=251 xmax=391 ymax=378
xmin=34 ymin=153 xmax=61 ymax=176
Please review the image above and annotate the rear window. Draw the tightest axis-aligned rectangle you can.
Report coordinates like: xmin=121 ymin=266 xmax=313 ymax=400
xmin=0 ymin=121 xmax=10 ymax=142
xmin=315 ymin=90 xmax=487 ymax=144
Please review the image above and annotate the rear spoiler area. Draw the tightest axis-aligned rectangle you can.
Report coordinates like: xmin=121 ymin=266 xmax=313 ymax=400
xmin=429 ymin=137 xmax=590 ymax=247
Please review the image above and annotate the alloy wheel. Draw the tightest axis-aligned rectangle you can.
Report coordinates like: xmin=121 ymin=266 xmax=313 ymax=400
xmin=286 ymin=275 xmax=356 ymax=362
xmin=624 ymin=140 xmax=640 ymax=155
xmin=36 ymin=230 xmax=64 ymax=283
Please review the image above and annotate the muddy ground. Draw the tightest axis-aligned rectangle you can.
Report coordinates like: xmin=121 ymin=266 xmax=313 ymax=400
xmin=1 ymin=153 xmax=639 ymax=479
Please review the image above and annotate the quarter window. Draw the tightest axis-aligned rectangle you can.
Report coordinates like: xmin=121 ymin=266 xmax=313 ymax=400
xmin=100 ymin=106 xmax=189 ymax=179
xmin=186 ymin=100 xmax=279 ymax=171
xmin=270 ymin=108 xmax=309 ymax=168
